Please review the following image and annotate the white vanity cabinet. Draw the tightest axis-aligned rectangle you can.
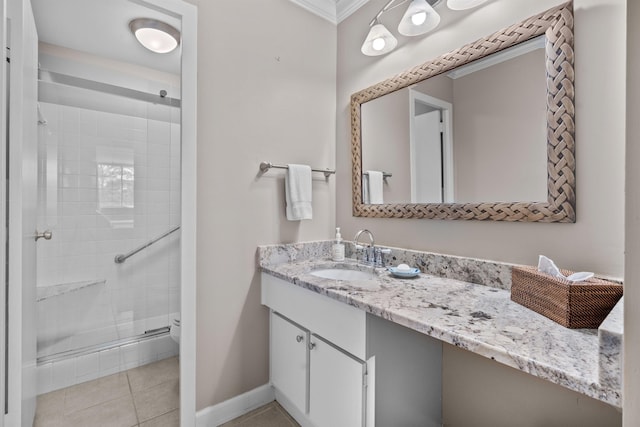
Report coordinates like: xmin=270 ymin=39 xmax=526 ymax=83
xmin=262 ymin=272 xmax=442 ymax=427
xmin=270 ymin=313 xmax=308 ymax=415
xmin=270 ymin=312 xmax=367 ymax=427
xmin=307 ymin=334 xmax=367 ymax=427
xmin=262 ymin=273 xmax=370 ymax=427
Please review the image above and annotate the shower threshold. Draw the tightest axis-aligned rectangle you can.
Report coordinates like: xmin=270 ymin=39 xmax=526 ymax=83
xmin=37 ymin=326 xmax=170 ymax=365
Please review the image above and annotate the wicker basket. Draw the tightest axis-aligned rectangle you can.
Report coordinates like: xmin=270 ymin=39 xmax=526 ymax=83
xmin=511 ymin=266 xmax=623 ymax=329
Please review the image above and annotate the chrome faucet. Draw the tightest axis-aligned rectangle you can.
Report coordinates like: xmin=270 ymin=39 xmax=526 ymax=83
xmin=354 ymin=229 xmax=375 ymax=265
xmin=354 ymin=229 xmax=375 ymax=249
xmin=354 ymin=229 xmax=391 ymax=267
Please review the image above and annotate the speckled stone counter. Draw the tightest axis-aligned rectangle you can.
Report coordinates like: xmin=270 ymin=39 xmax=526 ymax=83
xmin=258 ymin=241 xmax=622 ymax=408
xmin=598 ymin=298 xmax=623 ymax=390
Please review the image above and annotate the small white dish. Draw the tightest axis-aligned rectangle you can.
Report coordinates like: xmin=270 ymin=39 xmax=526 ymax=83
xmin=388 ymin=266 xmax=420 ymax=278
xmin=566 ymin=271 xmax=594 ymax=282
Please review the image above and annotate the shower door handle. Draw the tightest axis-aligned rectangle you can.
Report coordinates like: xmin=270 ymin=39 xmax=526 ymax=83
xmin=34 ymin=230 xmax=52 ymax=241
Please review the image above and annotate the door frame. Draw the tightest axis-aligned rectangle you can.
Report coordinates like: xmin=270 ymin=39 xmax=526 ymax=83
xmin=0 ymin=0 xmax=6 ymax=424
xmin=134 ymin=0 xmax=198 ymax=425
xmin=0 ymin=0 xmax=197 ymax=425
xmin=408 ymin=89 xmax=454 ymax=203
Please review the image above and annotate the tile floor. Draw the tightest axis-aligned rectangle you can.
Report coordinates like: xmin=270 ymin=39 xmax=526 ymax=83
xmin=220 ymin=401 xmax=300 ymax=427
xmin=34 ymin=356 xmax=299 ymax=427
xmin=34 ymin=356 xmax=179 ymax=427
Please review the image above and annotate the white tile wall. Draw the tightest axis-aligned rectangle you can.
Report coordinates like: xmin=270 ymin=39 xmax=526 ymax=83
xmin=36 ymin=101 xmax=181 ymax=361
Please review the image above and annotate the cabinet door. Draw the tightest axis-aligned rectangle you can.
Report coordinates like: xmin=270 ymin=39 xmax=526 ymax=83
xmin=270 ymin=312 xmax=308 ymax=414
xmin=308 ymin=335 xmax=366 ymax=427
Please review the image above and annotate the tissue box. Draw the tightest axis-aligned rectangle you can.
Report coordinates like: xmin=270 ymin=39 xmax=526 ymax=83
xmin=511 ymin=266 xmax=623 ymax=329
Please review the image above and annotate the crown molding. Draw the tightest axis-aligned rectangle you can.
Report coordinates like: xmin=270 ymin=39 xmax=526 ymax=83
xmin=337 ymin=0 xmax=370 ymax=22
xmin=289 ymin=0 xmax=369 ymax=24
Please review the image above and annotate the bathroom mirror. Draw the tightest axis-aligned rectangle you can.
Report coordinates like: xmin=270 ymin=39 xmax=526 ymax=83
xmin=351 ymin=2 xmax=575 ymax=222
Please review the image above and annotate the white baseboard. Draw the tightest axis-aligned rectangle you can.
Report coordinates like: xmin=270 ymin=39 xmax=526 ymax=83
xmin=195 ymin=383 xmax=275 ymax=427
xmin=274 ymin=389 xmax=315 ymax=427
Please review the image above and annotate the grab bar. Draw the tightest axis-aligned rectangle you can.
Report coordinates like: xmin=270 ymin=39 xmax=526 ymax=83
xmin=114 ymin=225 xmax=180 ymax=264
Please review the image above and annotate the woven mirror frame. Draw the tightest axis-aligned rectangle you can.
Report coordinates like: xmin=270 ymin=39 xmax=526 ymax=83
xmin=351 ymin=2 xmax=575 ymax=222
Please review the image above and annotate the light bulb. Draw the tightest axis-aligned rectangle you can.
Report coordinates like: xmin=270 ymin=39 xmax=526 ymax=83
xmin=361 ymin=23 xmax=398 ymax=56
xmin=372 ymin=38 xmax=386 ymax=51
xmin=411 ymin=12 xmax=427 ymax=26
xmin=398 ymin=0 xmax=440 ymax=37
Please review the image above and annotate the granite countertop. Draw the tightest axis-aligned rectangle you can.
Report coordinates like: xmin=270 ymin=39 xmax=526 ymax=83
xmin=259 ymin=245 xmax=621 ymax=408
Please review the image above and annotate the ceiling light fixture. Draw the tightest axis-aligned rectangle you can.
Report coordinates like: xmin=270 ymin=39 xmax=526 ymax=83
xmin=361 ymin=0 xmax=488 ymax=57
xmin=129 ymin=18 xmax=181 ymax=54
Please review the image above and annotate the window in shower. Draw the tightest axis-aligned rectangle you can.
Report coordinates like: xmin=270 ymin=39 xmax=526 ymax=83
xmin=97 ymin=163 xmax=134 ymax=209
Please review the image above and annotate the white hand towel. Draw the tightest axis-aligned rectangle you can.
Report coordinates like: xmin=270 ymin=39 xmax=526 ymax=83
xmin=366 ymin=170 xmax=384 ymax=204
xmin=285 ymin=164 xmax=313 ymax=220
xmin=362 ymin=174 xmax=370 ymax=204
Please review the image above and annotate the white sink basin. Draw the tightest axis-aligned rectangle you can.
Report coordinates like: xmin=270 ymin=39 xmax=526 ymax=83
xmin=310 ymin=268 xmax=374 ymax=281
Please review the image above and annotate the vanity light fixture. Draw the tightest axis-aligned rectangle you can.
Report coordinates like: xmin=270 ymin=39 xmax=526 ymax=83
xmin=361 ymin=0 xmax=487 ymax=56
xmin=129 ymin=18 xmax=181 ymax=54
xmin=361 ymin=21 xmax=398 ymax=56
xmin=398 ymin=0 xmax=440 ymax=36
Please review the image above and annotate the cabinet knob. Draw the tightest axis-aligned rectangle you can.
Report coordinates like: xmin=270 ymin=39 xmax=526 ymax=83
xmin=296 ymin=335 xmax=304 ymax=343
xmin=308 ymin=342 xmax=316 ymax=350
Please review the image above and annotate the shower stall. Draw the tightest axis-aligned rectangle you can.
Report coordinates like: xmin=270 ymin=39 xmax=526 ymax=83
xmin=34 ymin=51 xmax=181 ymax=394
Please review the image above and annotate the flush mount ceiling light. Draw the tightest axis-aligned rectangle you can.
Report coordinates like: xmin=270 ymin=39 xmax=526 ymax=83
xmin=129 ymin=18 xmax=181 ymax=54
xmin=361 ymin=0 xmax=487 ymax=56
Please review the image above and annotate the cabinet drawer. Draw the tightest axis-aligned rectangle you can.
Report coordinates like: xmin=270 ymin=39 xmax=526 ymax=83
xmin=262 ymin=273 xmax=366 ymax=360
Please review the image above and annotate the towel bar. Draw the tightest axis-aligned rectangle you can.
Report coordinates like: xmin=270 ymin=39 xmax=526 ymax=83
xmin=259 ymin=161 xmax=335 ymax=178
xmin=363 ymin=171 xmax=392 ymax=179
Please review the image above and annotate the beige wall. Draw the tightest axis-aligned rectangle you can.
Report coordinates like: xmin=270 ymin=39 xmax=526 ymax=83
xmin=414 ymin=73 xmax=454 ymax=103
xmin=454 ymin=48 xmax=547 ymax=202
xmin=361 ymin=89 xmax=411 ymax=202
xmin=443 ymin=344 xmax=621 ymax=427
xmin=337 ymin=0 xmax=625 ymax=424
xmin=191 ymin=0 xmax=336 ymax=410
xmin=625 ymin=0 xmax=638 ymax=426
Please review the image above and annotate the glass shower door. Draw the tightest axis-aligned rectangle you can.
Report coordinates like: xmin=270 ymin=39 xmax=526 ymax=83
xmin=35 ymin=81 xmax=181 ymax=367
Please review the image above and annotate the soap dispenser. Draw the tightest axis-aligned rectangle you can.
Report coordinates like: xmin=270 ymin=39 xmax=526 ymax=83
xmin=332 ymin=227 xmax=345 ymax=262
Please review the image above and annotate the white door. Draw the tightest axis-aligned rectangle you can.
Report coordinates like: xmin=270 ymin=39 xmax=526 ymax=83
xmin=413 ymin=110 xmax=443 ymax=203
xmin=270 ymin=312 xmax=308 ymax=414
xmin=5 ymin=0 xmax=38 ymax=425
xmin=308 ymin=335 xmax=366 ymax=427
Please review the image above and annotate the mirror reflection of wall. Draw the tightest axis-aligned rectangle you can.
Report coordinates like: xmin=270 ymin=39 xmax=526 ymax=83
xmin=361 ymin=36 xmax=548 ymax=204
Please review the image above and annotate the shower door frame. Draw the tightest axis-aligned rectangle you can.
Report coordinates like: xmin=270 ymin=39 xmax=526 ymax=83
xmin=0 ymin=0 xmax=197 ymax=426
xmin=0 ymin=1 xmax=6 ymax=425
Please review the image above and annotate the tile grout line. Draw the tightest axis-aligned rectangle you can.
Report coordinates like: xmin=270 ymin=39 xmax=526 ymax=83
xmin=126 ymin=370 xmax=141 ymax=426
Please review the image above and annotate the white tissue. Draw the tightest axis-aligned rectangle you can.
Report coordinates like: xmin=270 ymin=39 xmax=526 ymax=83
xmin=538 ymin=255 xmax=563 ymax=278
xmin=537 ymin=255 xmax=594 ymax=282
